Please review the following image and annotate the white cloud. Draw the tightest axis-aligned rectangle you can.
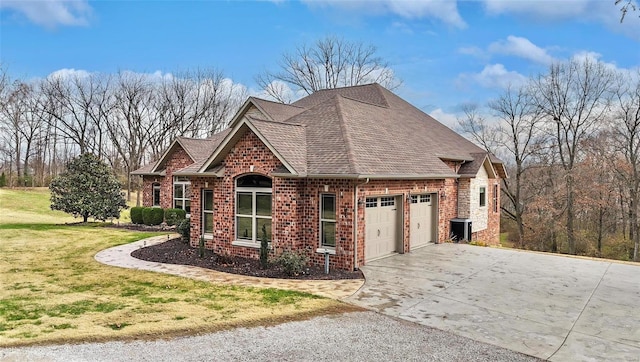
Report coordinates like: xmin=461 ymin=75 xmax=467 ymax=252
xmin=0 ymin=0 xmax=92 ymax=28
xmin=480 ymin=0 xmax=640 ymax=40
xmin=47 ymin=68 xmax=92 ymax=80
xmin=488 ymin=35 xmax=555 ymax=65
xmin=458 ymin=63 xmax=528 ymax=89
xmin=482 ymin=0 xmax=588 ymax=19
xmin=302 ymin=0 xmax=467 ymax=28
xmin=428 ymin=108 xmax=460 ymax=129
xmin=458 ymin=46 xmax=485 ymax=57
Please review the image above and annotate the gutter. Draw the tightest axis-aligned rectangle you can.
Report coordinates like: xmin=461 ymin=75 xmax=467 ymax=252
xmin=271 ymin=173 xmax=460 ymax=180
xmin=353 ymin=177 xmax=370 ymax=271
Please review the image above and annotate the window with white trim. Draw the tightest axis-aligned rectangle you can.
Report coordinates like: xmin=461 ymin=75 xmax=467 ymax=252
xmin=152 ymin=183 xmax=161 ymax=206
xmin=493 ymin=184 xmax=498 ymax=213
xmin=365 ymin=197 xmax=377 ymax=208
xmin=479 ymin=186 xmax=486 ymax=207
xmin=202 ymin=190 xmax=214 ymax=235
xmin=173 ymin=177 xmax=191 ymax=215
xmin=320 ymin=194 xmax=336 ymax=248
xmin=235 ymin=175 xmax=272 ymax=243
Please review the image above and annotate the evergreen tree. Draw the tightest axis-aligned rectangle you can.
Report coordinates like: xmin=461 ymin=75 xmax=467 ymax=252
xmin=49 ymin=153 xmax=127 ymax=222
xmin=0 ymin=172 xmax=6 ymax=187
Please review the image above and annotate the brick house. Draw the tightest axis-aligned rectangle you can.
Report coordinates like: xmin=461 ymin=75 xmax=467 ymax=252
xmin=132 ymin=83 xmax=506 ymax=271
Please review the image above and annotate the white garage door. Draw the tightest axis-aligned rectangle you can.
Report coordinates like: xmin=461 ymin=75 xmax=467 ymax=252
xmin=410 ymin=194 xmax=436 ymax=250
xmin=365 ymin=196 xmax=399 ymax=261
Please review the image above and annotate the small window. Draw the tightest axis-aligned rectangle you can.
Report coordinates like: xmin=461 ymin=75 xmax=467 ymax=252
xmin=381 ymin=197 xmax=395 ymax=207
xmin=420 ymin=194 xmax=431 ymax=203
xmin=479 ymin=186 xmax=486 ymax=207
xmin=320 ymin=194 xmax=336 ymax=248
xmin=152 ymin=183 xmax=161 ymax=206
xmin=365 ymin=198 xmax=377 ymax=208
xmin=410 ymin=195 xmax=418 ymax=204
xmin=203 ymin=190 xmax=214 ymax=235
xmin=493 ymin=184 xmax=499 ymax=213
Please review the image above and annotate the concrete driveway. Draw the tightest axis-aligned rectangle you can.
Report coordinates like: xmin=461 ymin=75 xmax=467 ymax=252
xmin=346 ymin=244 xmax=640 ymax=361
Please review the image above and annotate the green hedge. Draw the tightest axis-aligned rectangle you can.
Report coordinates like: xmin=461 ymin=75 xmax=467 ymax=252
xmin=164 ymin=208 xmax=186 ymax=226
xmin=130 ymin=206 xmax=144 ymax=224
xmin=142 ymin=207 xmax=164 ymax=226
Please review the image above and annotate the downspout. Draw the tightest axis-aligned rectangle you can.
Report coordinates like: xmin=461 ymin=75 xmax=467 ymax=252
xmin=353 ymin=177 xmax=369 ymax=271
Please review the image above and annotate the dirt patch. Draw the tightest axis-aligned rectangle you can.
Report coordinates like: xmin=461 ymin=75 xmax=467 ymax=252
xmin=131 ymin=238 xmax=364 ymax=280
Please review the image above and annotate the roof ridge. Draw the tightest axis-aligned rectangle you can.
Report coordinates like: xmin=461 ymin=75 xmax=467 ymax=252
xmin=250 ymin=96 xmax=305 ymax=109
xmin=337 ymin=93 xmax=389 ymax=109
xmin=247 ymin=116 xmax=305 ymax=127
xmin=333 ymin=96 xmax=357 ymax=174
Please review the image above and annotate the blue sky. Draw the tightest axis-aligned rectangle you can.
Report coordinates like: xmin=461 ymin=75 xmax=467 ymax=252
xmin=1 ymin=0 xmax=639 ymax=126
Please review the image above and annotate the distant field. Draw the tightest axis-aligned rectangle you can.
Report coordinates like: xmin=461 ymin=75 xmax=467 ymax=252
xmin=0 ymin=188 xmax=343 ymax=347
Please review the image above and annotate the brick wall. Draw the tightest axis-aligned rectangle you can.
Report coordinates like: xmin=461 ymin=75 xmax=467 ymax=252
xmin=472 ymin=180 xmax=501 ymax=245
xmin=144 ymin=129 xmax=502 ymax=270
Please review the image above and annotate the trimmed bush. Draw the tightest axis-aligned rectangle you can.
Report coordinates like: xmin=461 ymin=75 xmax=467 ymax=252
xmin=177 ymin=218 xmax=190 ymax=239
xmin=164 ymin=208 xmax=186 ymax=226
xmin=276 ymin=250 xmax=308 ymax=276
xmin=142 ymin=207 xmax=164 ymax=226
xmin=130 ymin=207 xmax=144 ymax=224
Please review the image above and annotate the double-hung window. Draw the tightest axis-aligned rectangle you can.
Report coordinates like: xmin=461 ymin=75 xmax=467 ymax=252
xmin=173 ymin=177 xmax=191 ymax=216
xmin=152 ymin=183 xmax=161 ymax=207
xmin=202 ymin=190 xmax=214 ymax=236
xmin=320 ymin=194 xmax=336 ymax=248
xmin=235 ymin=175 xmax=272 ymax=243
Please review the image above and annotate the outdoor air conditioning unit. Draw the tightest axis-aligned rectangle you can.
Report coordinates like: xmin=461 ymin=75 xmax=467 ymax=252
xmin=450 ymin=218 xmax=472 ymax=243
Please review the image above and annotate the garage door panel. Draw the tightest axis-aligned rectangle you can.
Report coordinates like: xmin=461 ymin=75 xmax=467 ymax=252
xmin=365 ymin=197 xmax=398 ymax=261
xmin=410 ymin=194 xmax=436 ymax=250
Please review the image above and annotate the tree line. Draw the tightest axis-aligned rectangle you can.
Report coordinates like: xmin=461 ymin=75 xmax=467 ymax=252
xmin=460 ymin=57 xmax=640 ymax=261
xmin=0 ymin=68 xmax=247 ymax=200
xmin=0 ymin=36 xmax=398 ymax=198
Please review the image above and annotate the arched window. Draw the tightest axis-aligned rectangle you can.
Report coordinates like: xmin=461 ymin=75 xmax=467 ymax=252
xmin=235 ymin=175 xmax=272 ymax=243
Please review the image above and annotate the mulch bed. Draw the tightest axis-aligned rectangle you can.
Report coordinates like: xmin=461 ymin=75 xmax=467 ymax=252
xmin=131 ymin=238 xmax=363 ymax=280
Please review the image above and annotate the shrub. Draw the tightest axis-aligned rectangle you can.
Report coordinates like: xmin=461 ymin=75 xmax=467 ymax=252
xmin=164 ymin=208 xmax=186 ymax=226
xmin=49 ymin=153 xmax=127 ymax=222
xmin=142 ymin=207 xmax=163 ymax=226
xmin=177 ymin=218 xmax=191 ymax=239
xmin=130 ymin=207 xmax=144 ymax=224
xmin=0 ymin=172 xmax=6 ymax=187
xmin=276 ymin=250 xmax=308 ymax=276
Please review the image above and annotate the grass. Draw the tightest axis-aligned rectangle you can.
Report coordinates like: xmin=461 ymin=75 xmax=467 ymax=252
xmin=0 ymin=188 xmax=349 ymax=347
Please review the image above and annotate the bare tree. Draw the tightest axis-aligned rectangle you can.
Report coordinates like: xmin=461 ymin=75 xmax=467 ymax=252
xmin=617 ymin=0 xmax=638 ymax=22
xmin=159 ymin=69 xmax=245 ymax=139
xmin=531 ymin=58 xmax=616 ymax=254
xmin=459 ymin=85 xmax=545 ymax=248
xmin=256 ymin=36 xmax=401 ymax=103
xmin=108 ymin=72 xmax=156 ymax=202
xmin=612 ymin=71 xmax=640 ymax=261
xmin=41 ymin=72 xmax=112 ymax=155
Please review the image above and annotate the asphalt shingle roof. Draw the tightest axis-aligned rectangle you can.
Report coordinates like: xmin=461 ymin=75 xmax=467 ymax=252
xmin=134 ymin=83 xmax=502 ymax=179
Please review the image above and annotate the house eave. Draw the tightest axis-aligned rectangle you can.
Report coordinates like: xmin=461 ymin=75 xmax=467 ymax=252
xmin=271 ymin=173 xmax=459 ymax=180
xmin=130 ymin=171 xmax=163 ymax=176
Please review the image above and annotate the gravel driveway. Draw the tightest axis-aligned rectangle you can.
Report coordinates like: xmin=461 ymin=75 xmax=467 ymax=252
xmin=1 ymin=312 xmax=538 ymax=362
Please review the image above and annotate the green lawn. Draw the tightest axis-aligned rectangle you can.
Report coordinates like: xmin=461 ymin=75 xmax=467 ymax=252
xmin=0 ymin=188 xmax=344 ymax=347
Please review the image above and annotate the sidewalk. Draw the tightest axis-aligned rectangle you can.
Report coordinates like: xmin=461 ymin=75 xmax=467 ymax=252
xmin=94 ymin=235 xmax=364 ymax=300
